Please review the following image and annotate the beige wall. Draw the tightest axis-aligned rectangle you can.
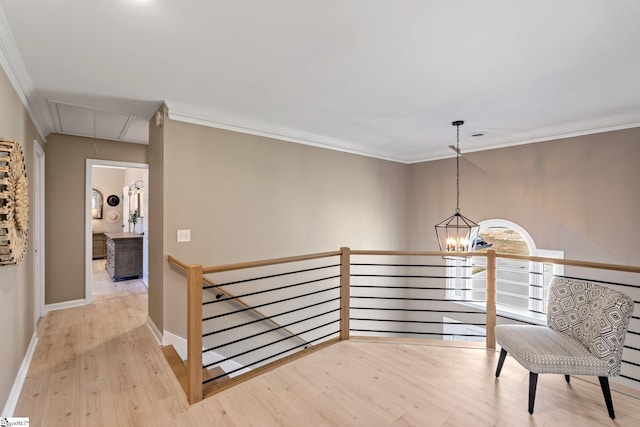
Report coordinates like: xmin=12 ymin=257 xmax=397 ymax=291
xmin=45 ymin=134 xmax=147 ymax=304
xmin=407 ymin=127 xmax=640 ymax=265
xmin=91 ymin=166 xmax=125 ymax=234
xmin=148 ymin=109 xmax=165 ymax=332
xmin=407 ymin=128 xmax=640 ymax=388
xmin=151 ymin=115 xmax=407 ymax=338
xmin=151 ymin=115 xmax=640 ymax=341
xmin=0 ymin=66 xmax=44 ymax=411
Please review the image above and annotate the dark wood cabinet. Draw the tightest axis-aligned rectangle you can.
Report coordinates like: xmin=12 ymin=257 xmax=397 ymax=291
xmin=105 ymin=232 xmax=143 ymax=281
xmin=92 ymin=232 xmax=107 ymax=259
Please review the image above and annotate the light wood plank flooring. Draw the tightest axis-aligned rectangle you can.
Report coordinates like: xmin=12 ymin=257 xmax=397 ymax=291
xmin=15 ymin=267 xmax=640 ymax=426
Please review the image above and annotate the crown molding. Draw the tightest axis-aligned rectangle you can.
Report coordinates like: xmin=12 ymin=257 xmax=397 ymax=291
xmin=465 ymin=121 xmax=640 ymax=157
xmin=166 ymin=101 xmax=640 ymax=165
xmin=0 ymin=7 xmax=46 ymax=140
xmin=406 ymin=117 xmax=640 ymax=164
xmin=165 ymin=100 xmax=405 ymax=163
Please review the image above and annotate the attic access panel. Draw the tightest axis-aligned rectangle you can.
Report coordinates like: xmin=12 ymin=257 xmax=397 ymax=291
xmin=48 ymin=100 xmax=135 ymax=141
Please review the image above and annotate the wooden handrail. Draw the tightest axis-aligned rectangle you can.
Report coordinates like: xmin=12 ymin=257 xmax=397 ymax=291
xmin=167 ymin=255 xmax=189 ymax=270
xmin=350 ymin=249 xmax=640 ymax=275
xmin=168 ymin=256 xmax=308 ymax=345
xmin=168 ymin=255 xmax=217 ymax=287
xmin=351 ymin=249 xmax=487 ymax=257
xmin=495 ymin=253 xmax=640 ymax=274
xmin=170 ymin=251 xmax=343 ymax=348
xmin=200 ymin=251 xmax=342 ymax=275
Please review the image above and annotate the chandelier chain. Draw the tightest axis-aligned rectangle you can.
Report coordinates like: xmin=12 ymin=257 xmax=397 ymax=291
xmin=456 ymin=122 xmax=460 ymax=213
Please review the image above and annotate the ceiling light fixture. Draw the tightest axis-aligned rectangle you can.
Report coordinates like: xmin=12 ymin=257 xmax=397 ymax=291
xmin=434 ymin=120 xmax=480 ymax=259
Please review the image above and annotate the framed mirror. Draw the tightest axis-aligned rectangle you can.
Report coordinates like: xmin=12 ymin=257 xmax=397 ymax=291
xmin=92 ymin=188 xmax=103 ymax=219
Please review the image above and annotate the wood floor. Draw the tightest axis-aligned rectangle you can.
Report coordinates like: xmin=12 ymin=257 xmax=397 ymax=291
xmin=14 ymin=262 xmax=640 ymax=426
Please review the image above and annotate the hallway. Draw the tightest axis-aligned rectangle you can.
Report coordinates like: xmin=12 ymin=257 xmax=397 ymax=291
xmin=14 ymin=276 xmax=180 ymax=425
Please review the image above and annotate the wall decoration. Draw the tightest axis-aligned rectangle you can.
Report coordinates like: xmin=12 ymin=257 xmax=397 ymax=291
xmin=107 ymin=194 xmax=120 ymax=207
xmin=106 ymin=210 xmax=120 ymax=223
xmin=92 ymin=188 xmax=103 ymax=219
xmin=0 ymin=138 xmax=29 ymax=266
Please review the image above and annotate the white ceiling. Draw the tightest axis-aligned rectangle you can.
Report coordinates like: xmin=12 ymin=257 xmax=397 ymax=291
xmin=1 ymin=0 xmax=640 ymax=163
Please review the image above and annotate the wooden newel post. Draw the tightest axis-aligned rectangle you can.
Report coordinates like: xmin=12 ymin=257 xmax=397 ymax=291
xmin=485 ymin=249 xmax=497 ymax=350
xmin=187 ymin=264 xmax=203 ymax=403
xmin=340 ymin=247 xmax=351 ymax=341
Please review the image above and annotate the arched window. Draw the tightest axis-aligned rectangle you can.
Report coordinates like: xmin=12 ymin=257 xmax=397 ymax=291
xmin=447 ymin=219 xmax=564 ymax=323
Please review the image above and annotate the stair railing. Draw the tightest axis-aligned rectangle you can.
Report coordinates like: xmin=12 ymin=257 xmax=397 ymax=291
xmin=168 ymin=256 xmax=308 ymax=347
xmin=168 ymin=250 xmax=344 ymax=403
xmin=168 ymin=247 xmax=640 ymax=404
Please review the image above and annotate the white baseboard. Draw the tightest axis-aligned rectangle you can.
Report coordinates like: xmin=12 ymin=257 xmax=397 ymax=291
xmin=162 ymin=330 xmax=249 ymax=378
xmin=1 ymin=332 xmax=38 ymax=417
xmin=145 ymin=316 xmax=162 ymax=346
xmin=44 ymin=298 xmax=87 ymax=314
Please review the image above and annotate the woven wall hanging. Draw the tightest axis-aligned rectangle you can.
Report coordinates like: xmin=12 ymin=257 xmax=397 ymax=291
xmin=0 ymin=138 xmax=29 ymax=266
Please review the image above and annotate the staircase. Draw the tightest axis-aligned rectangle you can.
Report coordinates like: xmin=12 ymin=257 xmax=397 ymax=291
xmin=161 ymin=345 xmax=230 ymax=397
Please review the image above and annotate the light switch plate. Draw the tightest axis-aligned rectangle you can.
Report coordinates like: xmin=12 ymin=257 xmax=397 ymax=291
xmin=177 ymin=229 xmax=191 ymax=242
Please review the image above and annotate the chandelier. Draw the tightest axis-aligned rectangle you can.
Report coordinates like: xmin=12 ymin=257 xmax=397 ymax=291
xmin=434 ymin=120 xmax=480 ymax=259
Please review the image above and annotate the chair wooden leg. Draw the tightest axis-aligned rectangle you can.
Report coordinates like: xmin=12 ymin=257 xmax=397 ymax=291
xmin=598 ymin=376 xmax=615 ymax=419
xmin=528 ymin=372 xmax=538 ymax=414
xmin=564 ymin=375 xmax=570 ymax=383
xmin=496 ymin=348 xmax=507 ymax=377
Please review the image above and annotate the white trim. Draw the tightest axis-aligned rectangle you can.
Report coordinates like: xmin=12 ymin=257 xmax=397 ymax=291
xmin=33 ymin=141 xmax=45 ymax=327
xmin=44 ymin=298 xmax=86 ymax=314
xmin=451 ymin=120 xmax=640 ymax=159
xmin=165 ymin=100 xmax=401 ymax=163
xmin=167 ymin=101 xmax=640 ymax=165
xmin=494 ymin=305 xmax=546 ymax=325
xmin=162 ymin=330 xmax=249 ymax=378
xmin=146 ymin=316 xmax=162 ymax=346
xmin=0 ymin=8 xmax=46 ymax=140
xmin=85 ymin=159 xmax=149 ymax=304
xmin=406 ymin=120 xmax=640 ymax=164
xmin=1 ymin=332 xmax=37 ymax=417
xmin=452 ymin=300 xmax=547 ymax=326
xmin=0 ymin=8 xmax=32 ymax=100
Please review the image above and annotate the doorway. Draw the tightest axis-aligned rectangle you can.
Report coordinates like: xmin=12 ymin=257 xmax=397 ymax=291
xmin=85 ymin=159 xmax=149 ymax=303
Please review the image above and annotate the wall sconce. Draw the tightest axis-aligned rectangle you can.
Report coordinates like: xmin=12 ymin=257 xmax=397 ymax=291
xmin=128 ymin=180 xmax=144 ymax=233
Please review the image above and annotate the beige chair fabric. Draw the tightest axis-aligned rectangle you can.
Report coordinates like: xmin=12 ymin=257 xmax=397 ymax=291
xmin=495 ymin=277 xmax=634 ymax=419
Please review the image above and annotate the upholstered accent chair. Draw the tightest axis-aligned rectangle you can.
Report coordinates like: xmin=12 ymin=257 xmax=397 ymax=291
xmin=495 ymin=277 xmax=634 ymax=419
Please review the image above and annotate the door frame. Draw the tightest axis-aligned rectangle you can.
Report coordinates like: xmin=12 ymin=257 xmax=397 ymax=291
xmin=33 ymin=141 xmax=45 ymax=326
xmin=85 ymin=159 xmax=148 ymax=303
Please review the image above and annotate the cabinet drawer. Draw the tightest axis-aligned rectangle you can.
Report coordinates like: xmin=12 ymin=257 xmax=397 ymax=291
xmin=92 ymin=233 xmax=107 ymax=259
